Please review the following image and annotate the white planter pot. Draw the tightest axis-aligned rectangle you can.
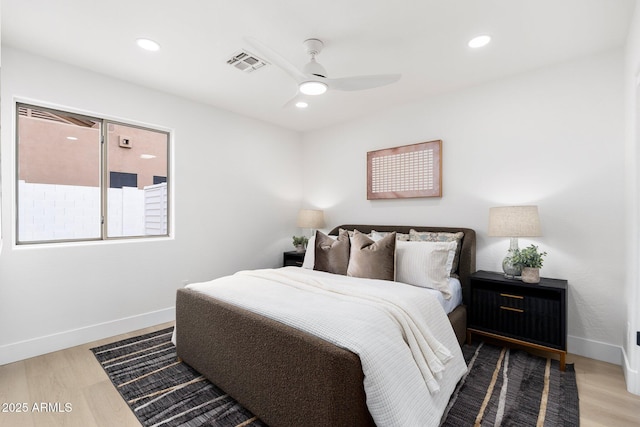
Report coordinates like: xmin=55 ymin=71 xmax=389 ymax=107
xmin=521 ymin=267 xmax=540 ymax=283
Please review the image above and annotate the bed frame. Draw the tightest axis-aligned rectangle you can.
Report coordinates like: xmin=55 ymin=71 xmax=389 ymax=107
xmin=176 ymin=225 xmax=475 ymax=427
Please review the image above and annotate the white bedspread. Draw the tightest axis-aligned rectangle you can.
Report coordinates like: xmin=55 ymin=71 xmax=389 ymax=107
xmin=183 ymin=267 xmax=467 ymax=427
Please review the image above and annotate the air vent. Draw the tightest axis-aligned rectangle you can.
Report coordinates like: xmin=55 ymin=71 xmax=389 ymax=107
xmin=227 ymin=50 xmax=268 ymax=73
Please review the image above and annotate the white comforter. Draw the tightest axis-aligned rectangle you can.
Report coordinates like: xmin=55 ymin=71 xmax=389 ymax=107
xmin=184 ymin=267 xmax=467 ymax=427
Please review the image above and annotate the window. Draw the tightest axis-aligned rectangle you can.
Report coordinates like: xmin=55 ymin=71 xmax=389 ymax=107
xmin=16 ymin=103 xmax=170 ymax=243
xmin=109 ymin=172 xmax=138 ymax=189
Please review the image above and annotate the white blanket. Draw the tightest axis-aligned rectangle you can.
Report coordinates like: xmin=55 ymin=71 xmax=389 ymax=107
xmin=184 ymin=267 xmax=467 ymax=427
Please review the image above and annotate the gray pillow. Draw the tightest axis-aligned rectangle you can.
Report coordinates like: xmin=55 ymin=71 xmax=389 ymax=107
xmin=347 ymin=230 xmax=396 ymax=281
xmin=314 ymin=229 xmax=350 ymax=275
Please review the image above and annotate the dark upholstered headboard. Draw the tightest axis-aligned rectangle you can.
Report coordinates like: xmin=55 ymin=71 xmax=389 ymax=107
xmin=328 ymin=225 xmax=476 ymax=304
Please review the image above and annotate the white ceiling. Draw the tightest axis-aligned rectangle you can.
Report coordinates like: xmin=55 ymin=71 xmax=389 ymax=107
xmin=2 ymin=0 xmax=635 ymax=132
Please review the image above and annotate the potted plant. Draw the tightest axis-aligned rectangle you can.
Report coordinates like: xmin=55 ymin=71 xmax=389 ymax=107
xmin=511 ymin=244 xmax=547 ymax=283
xmin=292 ymin=236 xmax=309 ymax=253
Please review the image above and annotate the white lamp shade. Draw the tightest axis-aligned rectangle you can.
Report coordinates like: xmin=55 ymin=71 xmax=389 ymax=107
xmin=488 ymin=206 xmax=541 ymax=237
xmin=296 ymin=209 xmax=325 ymax=229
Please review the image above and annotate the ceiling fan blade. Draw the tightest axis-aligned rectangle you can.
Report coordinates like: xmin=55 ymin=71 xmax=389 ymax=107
xmin=244 ymin=37 xmax=306 ymax=82
xmin=283 ymin=91 xmax=317 ymax=109
xmin=283 ymin=93 xmax=304 ymax=109
xmin=327 ymin=74 xmax=401 ymax=91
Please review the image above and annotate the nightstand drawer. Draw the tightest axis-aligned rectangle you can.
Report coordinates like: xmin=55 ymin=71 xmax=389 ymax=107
xmin=471 ymin=288 xmax=563 ymax=349
xmin=499 ymin=291 xmax=525 ymax=311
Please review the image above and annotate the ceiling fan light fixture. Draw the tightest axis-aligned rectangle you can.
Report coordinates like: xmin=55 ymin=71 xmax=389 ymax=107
xmin=299 ymin=81 xmax=327 ymax=96
xmin=468 ymin=35 xmax=491 ymax=48
xmin=136 ymin=38 xmax=160 ymax=51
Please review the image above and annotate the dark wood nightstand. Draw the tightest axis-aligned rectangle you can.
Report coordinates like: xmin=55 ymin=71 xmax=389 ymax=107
xmin=283 ymin=250 xmax=306 ymax=267
xmin=467 ymin=270 xmax=568 ymax=370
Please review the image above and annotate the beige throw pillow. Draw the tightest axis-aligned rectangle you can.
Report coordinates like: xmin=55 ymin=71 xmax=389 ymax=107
xmin=347 ymin=230 xmax=396 ymax=281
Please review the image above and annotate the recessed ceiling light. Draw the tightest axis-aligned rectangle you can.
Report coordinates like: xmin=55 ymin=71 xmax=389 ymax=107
xmin=140 ymin=154 xmax=156 ymax=159
xmin=468 ymin=35 xmax=491 ymax=48
xmin=295 ymin=101 xmax=309 ymax=109
xmin=66 ymin=136 xmax=78 ymax=140
xmin=136 ymin=38 xmax=160 ymax=52
xmin=299 ymin=81 xmax=327 ymax=96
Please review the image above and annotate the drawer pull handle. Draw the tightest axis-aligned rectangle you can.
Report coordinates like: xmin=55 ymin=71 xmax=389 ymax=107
xmin=500 ymin=293 xmax=524 ymax=299
xmin=500 ymin=306 xmax=524 ymax=313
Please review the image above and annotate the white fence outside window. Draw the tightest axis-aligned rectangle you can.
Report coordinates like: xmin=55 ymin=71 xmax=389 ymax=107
xmin=18 ymin=181 xmax=167 ymax=241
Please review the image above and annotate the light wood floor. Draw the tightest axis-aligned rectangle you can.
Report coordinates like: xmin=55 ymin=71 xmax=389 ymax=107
xmin=1 ymin=323 xmax=639 ymax=427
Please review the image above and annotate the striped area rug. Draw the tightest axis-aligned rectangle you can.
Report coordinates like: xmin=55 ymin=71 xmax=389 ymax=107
xmin=91 ymin=328 xmax=266 ymax=427
xmin=440 ymin=341 xmax=579 ymax=426
xmin=92 ymin=327 xmax=579 ymax=427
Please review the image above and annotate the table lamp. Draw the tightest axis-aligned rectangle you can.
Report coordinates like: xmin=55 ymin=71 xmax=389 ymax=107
xmin=296 ymin=209 xmax=325 ymax=237
xmin=488 ymin=205 xmax=542 ymax=278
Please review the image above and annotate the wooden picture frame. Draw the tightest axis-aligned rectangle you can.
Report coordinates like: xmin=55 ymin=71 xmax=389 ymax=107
xmin=367 ymin=140 xmax=442 ymax=199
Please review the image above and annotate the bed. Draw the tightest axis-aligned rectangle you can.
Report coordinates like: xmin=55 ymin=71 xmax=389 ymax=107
xmin=175 ymin=224 xmax=476 ymax=427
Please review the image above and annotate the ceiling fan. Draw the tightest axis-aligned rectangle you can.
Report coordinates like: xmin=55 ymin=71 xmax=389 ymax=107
xmin=245 ymin=37 xmax=401 ymax=106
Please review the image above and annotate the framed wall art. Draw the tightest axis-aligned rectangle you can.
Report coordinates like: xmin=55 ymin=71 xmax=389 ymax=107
xmin=367 ymin=140 xmax=442 ymax=200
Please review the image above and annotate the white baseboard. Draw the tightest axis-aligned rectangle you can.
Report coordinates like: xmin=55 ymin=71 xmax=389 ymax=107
xmin=622 ymin=347 xmax=640 ymax=395
xmin=567 ymin=335 xmax=623 ymax=365
xmin=0 ymin=307 xmax=175 ymax=366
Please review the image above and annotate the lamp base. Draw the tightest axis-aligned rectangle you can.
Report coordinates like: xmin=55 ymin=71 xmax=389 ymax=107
xmin=502 ymin=238 xmax=522 ymax=279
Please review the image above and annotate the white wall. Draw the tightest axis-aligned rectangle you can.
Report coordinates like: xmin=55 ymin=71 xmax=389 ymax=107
xmin=624 ymin=1 xmax=640 ymax=395
xmin=0 ymin=47 xmax=302 ymax=364
xmin=302 ymin=49 xmax=626 ymax=364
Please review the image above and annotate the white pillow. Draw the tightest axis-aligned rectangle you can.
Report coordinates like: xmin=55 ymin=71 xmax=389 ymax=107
xmin=301 ymin=234 xmax=316 ymax=269
xmin=395 ymin=240 xmax=458 ymax=299
xmin=370 ymin=230 xmax=410 ymax=241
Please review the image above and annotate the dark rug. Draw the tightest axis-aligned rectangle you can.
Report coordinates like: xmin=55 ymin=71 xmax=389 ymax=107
xmin=440 ymin=341 xmax=579 ymax=426
xmin=91 ymin=327 xmax=579 ymax=427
